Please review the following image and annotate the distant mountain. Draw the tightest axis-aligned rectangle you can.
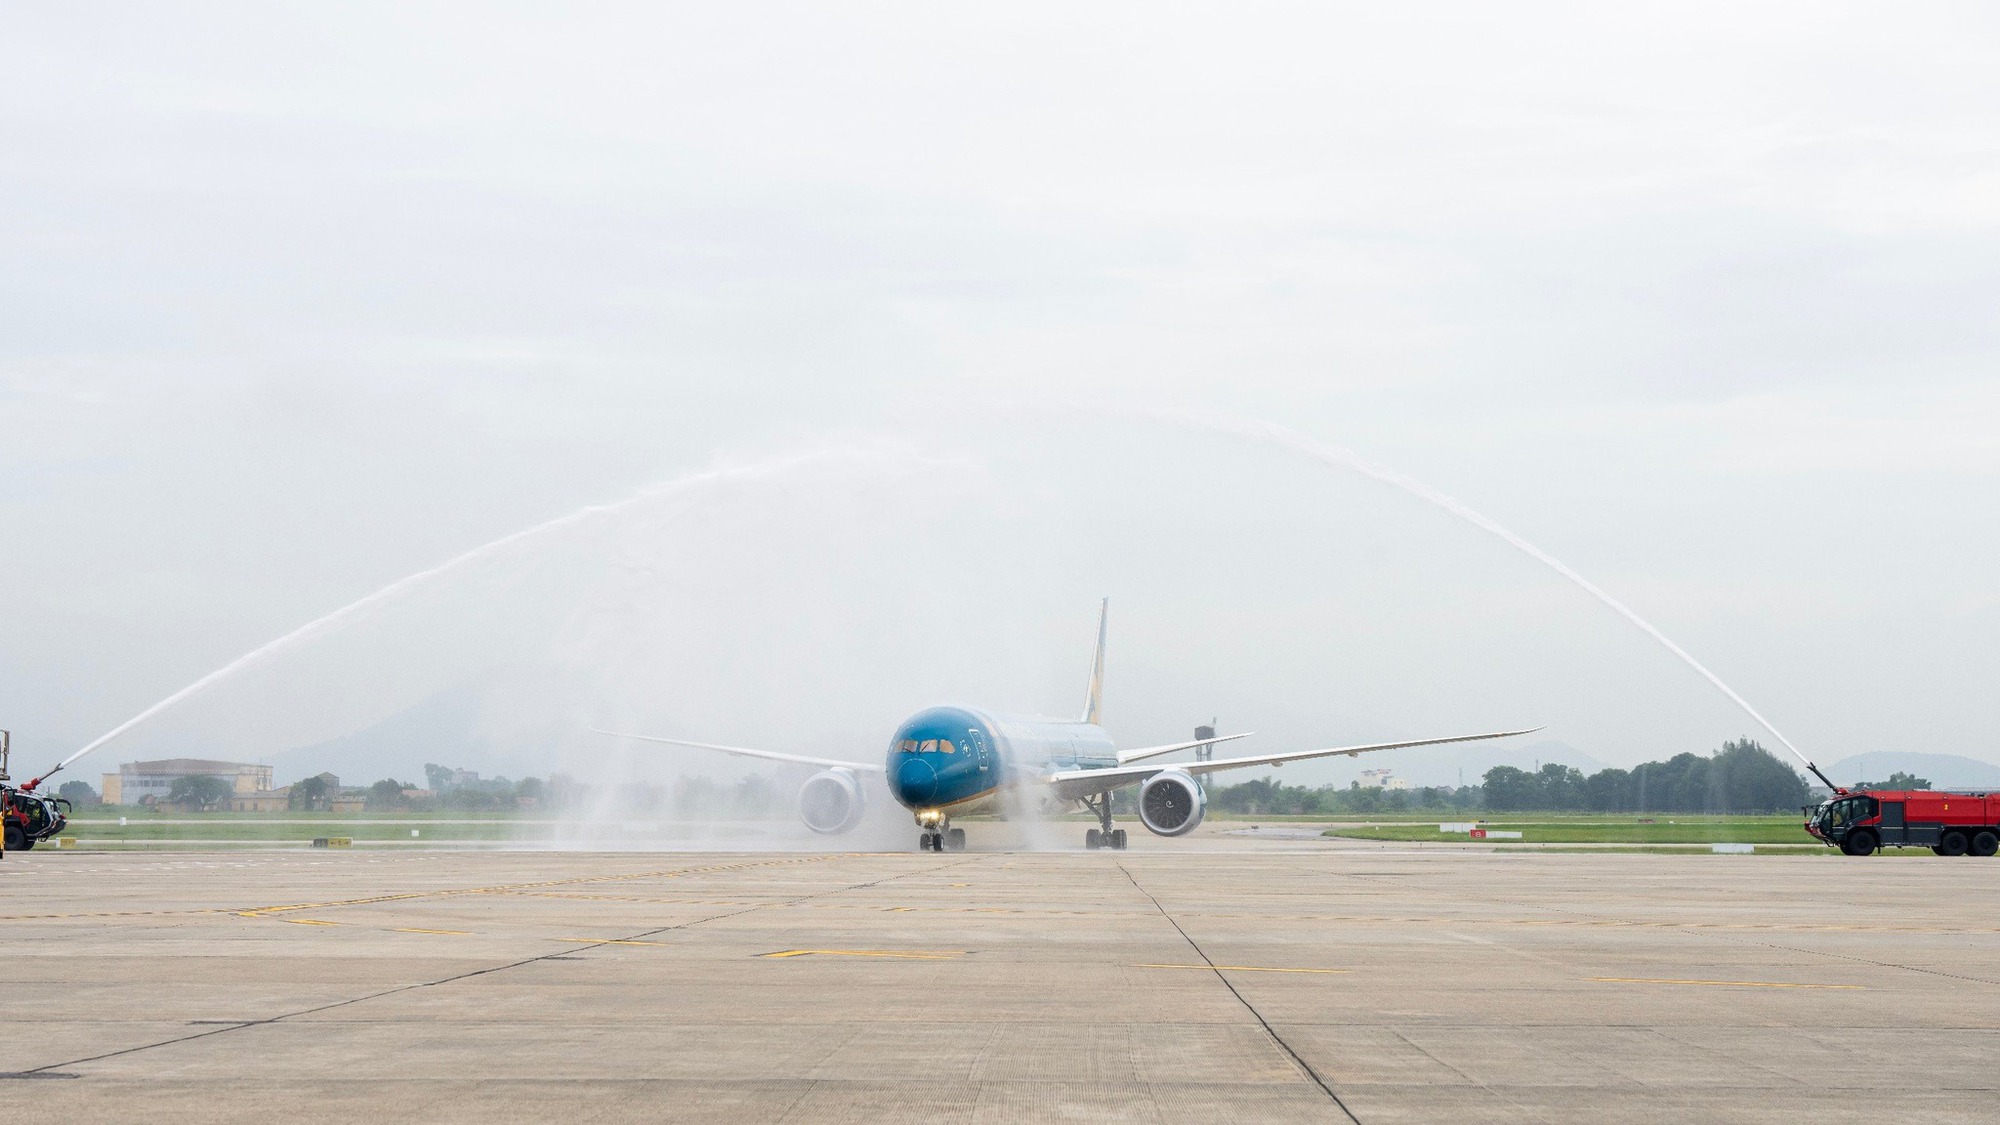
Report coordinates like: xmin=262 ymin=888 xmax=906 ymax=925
xmin=268 ymin=685 xmax=572 ymax=787
xmin=268 ymin=687 xmax=489 ymax=786
xmin=1824 ymin=752 xmax=2000 ymax=790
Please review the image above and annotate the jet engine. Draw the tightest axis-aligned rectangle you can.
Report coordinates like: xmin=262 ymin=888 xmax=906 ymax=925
xmin=1138 ymin=769 xmax=1205 ymax=837
xmin=797 ymin=768 xmax=865 ymax=835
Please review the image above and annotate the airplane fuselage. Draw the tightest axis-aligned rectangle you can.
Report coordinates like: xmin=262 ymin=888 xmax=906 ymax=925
xmin=885 ymin=705 xmax=1114 ymax=823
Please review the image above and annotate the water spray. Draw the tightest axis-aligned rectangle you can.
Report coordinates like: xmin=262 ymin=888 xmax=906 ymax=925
xmin=32 ymin=446 xmax=916 ymax=790
xmin=1184 ymin=414 xmax=1838 ymax=793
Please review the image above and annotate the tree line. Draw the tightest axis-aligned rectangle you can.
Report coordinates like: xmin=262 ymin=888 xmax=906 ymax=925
xmin=1479 ymin=739 xmax=1806 ymax=813
xmin=64 ymin=741 xmax=1814 ymax=817
xmin=1203 ymin=739 xmax=1809 ymax=815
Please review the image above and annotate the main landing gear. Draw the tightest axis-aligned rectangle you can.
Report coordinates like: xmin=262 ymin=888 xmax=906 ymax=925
xmin=919 ymin=824 xmax=966 ymax=852
xmin=1081 ymin=791 xmax=1127 ymax=851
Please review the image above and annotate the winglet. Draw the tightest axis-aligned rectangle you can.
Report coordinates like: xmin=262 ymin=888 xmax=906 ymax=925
xmin=1080 ymin=598 xmax=1109 ymax=726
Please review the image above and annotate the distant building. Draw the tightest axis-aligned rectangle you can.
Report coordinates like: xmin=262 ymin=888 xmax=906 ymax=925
xmin=232 ymin=771 xmax=342 ymax=812
xmin=103 ymin=759 xmax=273 ymax=805
xmin=1357 ymin=768 xmax=1413 ymax=791
xmin=230 ymin=788 xmax=291 ymax=813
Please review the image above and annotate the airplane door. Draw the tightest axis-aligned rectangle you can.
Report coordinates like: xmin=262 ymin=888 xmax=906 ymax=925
xmin=967 ymin=728 xmax=992 ymax=772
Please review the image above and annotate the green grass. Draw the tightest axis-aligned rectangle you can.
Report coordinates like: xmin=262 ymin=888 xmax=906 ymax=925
xmin=60 ymin=819 xmax=532 ymax=842
xmin=1326 ymin=816 xmax=1812 ymax=845
xmin=58 ymin=809 xmax=569 ymax=843
xmin=77 ymin=806 xmax=532 ymax=820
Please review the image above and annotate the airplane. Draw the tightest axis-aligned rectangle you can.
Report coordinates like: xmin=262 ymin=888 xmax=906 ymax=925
xmin=594 ymin=600 xmax=1539 ymax=851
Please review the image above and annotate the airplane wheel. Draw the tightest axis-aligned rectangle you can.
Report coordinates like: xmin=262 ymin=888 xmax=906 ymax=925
xmin=947 ymin=828 xmax=966 ymax=852
xmin=1940 ymin=832 xmax=1969 ymax=857
xmin=1084 ymin=829 xmax=1102 ymax=850
xmin=1972 ymin=830 xmax=1999 ymax=858
xmin=918 ymin=832 xmax=937 ymax=852
xmin=1111 ymin=829 xmax=1128 ymax=850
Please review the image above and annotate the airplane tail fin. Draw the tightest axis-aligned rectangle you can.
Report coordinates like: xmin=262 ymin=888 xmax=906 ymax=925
xmin=1080 ymin=598 xmax=1108 ymax=725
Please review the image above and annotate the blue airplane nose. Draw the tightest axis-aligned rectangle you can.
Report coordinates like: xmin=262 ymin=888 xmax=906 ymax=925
xmin=895 ymin=756 xmax=937 ymax=805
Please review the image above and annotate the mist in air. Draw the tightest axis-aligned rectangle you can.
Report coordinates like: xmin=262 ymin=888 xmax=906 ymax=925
xmin=40 ymin=409 xmax=1832 ymax=848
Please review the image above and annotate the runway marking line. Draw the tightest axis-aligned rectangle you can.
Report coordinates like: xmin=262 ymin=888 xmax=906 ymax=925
xmin=1587 ymin=977 xmax=1862 ymax=990
xmin=760 ymin=949 xmax=965 ymax=960
xmin=394 ymin=928 xmax=470 ymax=936
xmin=1140 ymin=964 xmax=1352 ymax=974
xmin=280 ymin=919 xmax=339 ymax=926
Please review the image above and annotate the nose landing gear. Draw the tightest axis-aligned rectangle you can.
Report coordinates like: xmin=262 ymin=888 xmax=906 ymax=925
xmin=1080 ymin=792 xmax=1127 ymax=850
xmin=918 ymin=824 xmax=966 ymax=852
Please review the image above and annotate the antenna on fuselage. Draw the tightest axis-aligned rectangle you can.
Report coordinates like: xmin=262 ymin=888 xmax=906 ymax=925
xmin=1080 ymin=598 xmax=1109 ymax=726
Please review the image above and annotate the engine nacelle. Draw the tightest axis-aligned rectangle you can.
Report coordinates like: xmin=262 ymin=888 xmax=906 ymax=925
xmin=1138 ymin=769 xmax=1206 ymax=837
xmin=798 ymin=768 xmax=865 ymax=835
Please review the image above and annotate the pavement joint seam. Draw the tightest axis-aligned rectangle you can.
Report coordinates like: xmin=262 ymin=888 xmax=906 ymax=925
xmin=1116 ymin=861 xmax=1361 ymax=1124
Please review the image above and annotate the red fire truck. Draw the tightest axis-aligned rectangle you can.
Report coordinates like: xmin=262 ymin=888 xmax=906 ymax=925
xmin=1803 ymin=789 xmax=2000 ymax=856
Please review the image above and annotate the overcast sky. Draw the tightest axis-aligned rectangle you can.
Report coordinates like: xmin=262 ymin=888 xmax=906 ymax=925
xmin=4 ymin=2 xmax=1997 ymax=787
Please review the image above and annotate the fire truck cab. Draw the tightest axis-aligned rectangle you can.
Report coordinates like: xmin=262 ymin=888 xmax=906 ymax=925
xmin=2 ymin=785 xmax=69 ymax=852
xmin=0 ymin=730 xmax=71 ymax=855
xmin=1804 ymin=789 xmax=2000 ymax=857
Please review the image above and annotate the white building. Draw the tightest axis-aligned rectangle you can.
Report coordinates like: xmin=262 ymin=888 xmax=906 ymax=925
xmin=102 ymin=759 xmax=273 ymax=805
xmin=1356 ymin=768 xmax=1413 ymax=791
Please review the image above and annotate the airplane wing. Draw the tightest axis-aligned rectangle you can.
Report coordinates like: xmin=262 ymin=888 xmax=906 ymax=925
xmin=1115 ymin=732 xmax=1253 ymax=765
xmin=590 ymin=727 xmax=886 ymax=773
xmin=1045 ymin=727 xmax=1541 ymax=801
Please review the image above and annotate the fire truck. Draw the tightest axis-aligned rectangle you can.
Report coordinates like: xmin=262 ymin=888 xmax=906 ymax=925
xmin=1 ymin=730 xmax=72 ymax=855
xmin=1803 ymin=788 xmax=2000 ymax=857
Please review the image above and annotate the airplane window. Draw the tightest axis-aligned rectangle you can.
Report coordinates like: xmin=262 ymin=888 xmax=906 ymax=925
xmin=899 ymin=740 xmax=918 ymax=752
xmin=938 ymin=739 xmax=955 ymax=754
xmin=920 ymin=740 xmax=937 ymax=753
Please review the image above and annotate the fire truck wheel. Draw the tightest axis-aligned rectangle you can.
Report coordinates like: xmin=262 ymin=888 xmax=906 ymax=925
xmin=1972 ymin=831 xmax=1999 ymax=858
xmin=1940 ymin=832 xmax=1969 ymax=857
xmin=1843 ymin=830 xmax=1877 ymax=857
xmin=2 ymin=823 xmax=22 ymax=852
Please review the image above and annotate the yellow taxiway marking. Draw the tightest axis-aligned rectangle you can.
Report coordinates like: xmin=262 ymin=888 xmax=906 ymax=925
xmin=559 ymin=938 xmax=670 ymax=947
xmin=1139 ymin=964 xmax=1352 ymax=974
xmin=394 ymin=928 xmax=470 ymax=936
xmin=280 ymin=918 xmax=339 ymax=926
xmin=1587 ymin=977 xmax=1862 ymax=990
xmin=760 ymin=949 xmax=965 ymax=960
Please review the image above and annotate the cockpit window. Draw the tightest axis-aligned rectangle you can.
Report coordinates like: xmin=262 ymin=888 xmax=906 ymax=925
xmin=899 ymin=740 xmax=918 ymax=752
xmin=919 ymin=739 xmax=937 ymax=753
xmin=938 ymin=739 xmax=955 ymax=754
